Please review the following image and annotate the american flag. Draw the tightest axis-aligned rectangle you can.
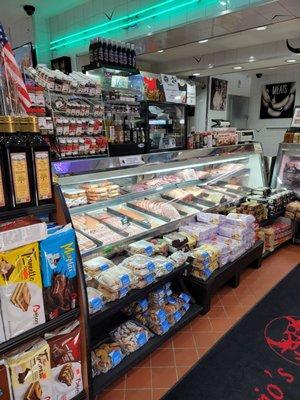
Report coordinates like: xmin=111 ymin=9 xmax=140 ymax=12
xmin=0 ymin=23 xmax=31 ymax=111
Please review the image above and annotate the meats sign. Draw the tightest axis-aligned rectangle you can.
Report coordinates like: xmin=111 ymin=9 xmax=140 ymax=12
xmin=260 ymin=82 xmax=296 ymax=119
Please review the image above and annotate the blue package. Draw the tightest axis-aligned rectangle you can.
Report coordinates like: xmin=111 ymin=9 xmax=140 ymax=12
xmin=136 ymin=332 xmax=148 ymax=347
xmin=109 ymin=350 xmax=123 ymax=367
xmin=120 ymin=274 xmax=130 ymax=287
xmin=173 ymin=310 xmax=182 ymax=323
xmin=179 ymin=293 xmax=191 ymax=303
xmin=138 ymin=298 xmax=149 ymax=312
xmin=40 ymin=226 xmax=78 ymax=320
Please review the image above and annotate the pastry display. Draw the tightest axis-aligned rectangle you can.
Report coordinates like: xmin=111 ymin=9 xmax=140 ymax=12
xmin=130 ymin=174 xmax=181 ymax=192
xmin=90 ymin=212 xmax=145 ymax=236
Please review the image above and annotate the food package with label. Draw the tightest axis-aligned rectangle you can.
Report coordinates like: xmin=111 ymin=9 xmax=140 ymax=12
xmin=135 ymin=306 xmax=170 ymax=335
xmin=127 ymin=240 xmax=155 ymax=256
xmin=178 ymin=232 xmax=197 ymax=250
xmin=120 ymin=255 xmax=156 ymax=277
xmin=95 ymin=265 xmax=133 ymax=292
xmin=191 ymin=266 xmax=214 ymax=281
xmin=179 ymin=222 xmax=217 ymax=241
xmin=196 ymin=211 xmax=226 ymax=225
xmin=134 ymin=273 xmax=156 ymax=289
xmin=45 ymin=320 xmax=83 ymax=400
xmin=83 ymin=256 xmax=115 ymax=276
xmin=62 ymin=188 xmax=87 ymax=208
xmin=92 ymin=341 xmax=124 ymax=375
xmin=123 ymin=298 xmax=149 ymax=316
xmin=39 ymin=225 xmax=78 ymax=320
xmin=226 ymin=213 xmax=256 ymax=228
xmin=0 ymin=242 xmax=45 ymax=339
xmin=150 ymin=238 xmax=169 ymax=256
xmin=163 ymin=232 xmax=188 ymax=252
xmin=0 ymin=360 xmax=13 ymax=400
xmin=110 ymin=320 xmax=152 ymax=354
xmin=176 ymin=168 xmax=197 ymax=181
xmin=0 ymin=216 xmax=47 ymax=252
xmin=218 ymin=224 xmax=252 ymax=242
xmin=87 ymin=287 xmax=104 ymax=314
xmin=153 ymin=256 xmax=174 ymax=277
xmin=6 ymin=338 xmax=53 ymax=400
xmin=169 ymin=251 xmax=188 ymax=268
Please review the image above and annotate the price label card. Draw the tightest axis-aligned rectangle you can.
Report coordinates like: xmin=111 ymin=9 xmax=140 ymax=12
xmin=119 ymin=155 xmax=144 ymax=166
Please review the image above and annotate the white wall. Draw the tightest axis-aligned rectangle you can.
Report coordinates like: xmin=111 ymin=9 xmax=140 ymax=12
xmin=248 ymin=69 xmax=300 ymax=156
xmin=3 ymin=16 xmax=33 ymax=49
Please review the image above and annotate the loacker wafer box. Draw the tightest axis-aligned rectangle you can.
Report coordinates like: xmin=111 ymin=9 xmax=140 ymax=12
xmin=0 ymin=242 xmax=45 ymax=339
xmin=6 ymin=338 xmax=53 ymax=400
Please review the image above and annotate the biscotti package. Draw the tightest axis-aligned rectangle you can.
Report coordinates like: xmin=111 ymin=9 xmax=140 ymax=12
xmin=40 ymin=225 xmax=78 ymax=320
xmin=0 ymin=242 xmax=45 ymax=339
xmin=0 ymin=360 xmax=13 ymax=400
xmin=6 ymin=338 xmax=53 ymax=400
xmin=45 ymin=320 xmax=83 ymax=400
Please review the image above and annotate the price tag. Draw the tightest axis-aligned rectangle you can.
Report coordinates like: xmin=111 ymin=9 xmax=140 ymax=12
xmin=146 ymin=261 xmax=155 ymax=272
xmin=136 ymin=332 xmax=147 ymax=347
xmin=179 ymin=293 xmax=191 ymax=303
xmin=156 ymin=309 xmax=167 ymax=322
xmin=121 ymin=216 xmax=129 ymax=225
xmin=109 ymin=350 xmax=123 ymax=367
xmin=173 ymin=311 xmax=182 ymax=322
xmin=119 ymin=155 xmax=143 ymax=166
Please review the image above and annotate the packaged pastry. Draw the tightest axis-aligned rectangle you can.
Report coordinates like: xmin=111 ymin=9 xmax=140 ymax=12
xmin=196 ymin=211 xmax=226 ymax=225
xmin=40 ymin=225 xmax=78 ymax=320
xmin=226 ymin=213 xmax=255 ymax=228
xmin=62 ymin=188 xmax=87 ymax=208
xmin=83 ymin=256 xmax=115 ymax=275
xmin=6 ymin=338 xmax=53 ymax=400
xmin=0 ymin=242 xmax=45 ymax=339
xmin=110 ymin=320 xmax=152 ymax=354
xmin=169 ymin=251 xmax=188 ymax=268
xmin=87 ymin=287 xmax=104 ymax=314
xmin=127 ymin=240 xmax=155 ymax=256
xmin=150 ymin=238 xmax=169 ymax=256
xmin=0 ymin=360 xmax=13 ymax=400
xmin=0 ymin=216 xmax=47 ymax=252
xmin=163 ymin=232 xmax=188 ymax=252
xmin=92 ymin=341 xmax=124 ymax=375
xmin=148 ymin=319 xmax=170 ymax=335
xmin=123 ymin=298 xmax=149 ymax=315
xmin=134 ymin=273 xmax=156 ymax=288
xmin=75 ymin=231 xmax=97 ymax=253
xmin=179 ymin=222 xmax=217 ymax=241
xmin=153 ymin=256 xmax=174 ymax=277
xmin=45 ymin=321 xmax=82 ymax=400
xmin=120 ymin=255 xmax=156 ymax=276
xmin=95 ymin=265 xmax=132 ymax=292
xmin=176 ymin=169 xmax=197 ymax=181
xmin=99 ymin=286 xmax=130 ymax=302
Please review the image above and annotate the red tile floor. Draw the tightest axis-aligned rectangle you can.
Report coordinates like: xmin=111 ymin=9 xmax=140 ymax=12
xmin=99 ymin=244 xmax=299 ymax=400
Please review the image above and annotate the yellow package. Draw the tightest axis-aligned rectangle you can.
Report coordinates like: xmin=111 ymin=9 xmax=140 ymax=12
xmin=0 ymin=242 xmax=45 ymax=339
xmin=6 ymin=338 xmax=53 ymax=400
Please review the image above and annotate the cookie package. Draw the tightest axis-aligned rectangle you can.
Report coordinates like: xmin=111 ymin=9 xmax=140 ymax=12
xmin=0 ymin=242 xmax=45 ymax=339
xmin=40 ymin=225 xmax=78 ymax=320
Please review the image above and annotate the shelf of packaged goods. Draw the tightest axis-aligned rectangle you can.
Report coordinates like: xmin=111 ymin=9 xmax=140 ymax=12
xmin=0 ymin=308 xmax=80 ymax=355
xmin=91 ymin=304 xmax=202 ymax=395
xmin=89 ymin=264 xmax=191 ymax=328
xmin=68 ymin=168 xmax=250 ymax=216
xmin=57 ymin=153 xmax=108 ymax=161
xmin=0 ymin=204 xmax=56 ymax=222
xmin=259 ymin=211 xmax=285 ymax=227
xmin=262 ymin=238 xmax=293 ymax=259
xmin=183 ymin=241 xmax=264 ymax=314
xmin=83 ymin=63 xmax=140 ymax=76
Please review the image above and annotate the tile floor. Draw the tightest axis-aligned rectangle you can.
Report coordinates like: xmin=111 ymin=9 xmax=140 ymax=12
xmin=99 ymin=244 xmax=299 ymax=400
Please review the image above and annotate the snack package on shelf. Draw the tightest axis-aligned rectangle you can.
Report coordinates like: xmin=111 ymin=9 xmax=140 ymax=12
xmin=163 ymin=232 xmax=189 ymax=252
xmin=83 ymin=256 xmax=116 ymax=275
xmin=235 ymin=200 xmax=268 ymax=222
xmin=225 ymin=213 xmax=256 ymax=228
xmin=40 ymin=225 xmax=78 ymax=320
xmin=285 ymin=201 xmax=300 ymax=220
xmin=123 ymin=298 xmax=149 ymax=316
xmin=6 ymin=338 xmax=53 ymax=400
xmin=169 ymin=251 xmax=188 ymax=268
xmin=150 ymin=238 xmax=169 ymax=256
xmin=120 ymin=255 xmax=156 ymax=276
xmin=153 ymin=256 xmax=174 ymax=277
xmin=196 ymin=211 xmax=226 ymax=225
xmin=0 ymin=216 xmax=47 ymax=252
xmin=127 ymin=240 xmax=155 ymax=256
xmin=62 ymin=188 xmax=87 ymax=208
xmin=92 ymin=341 xmax=124 ymax=376
xmin=0 ymin=242 xmax=45 ymax=339
xmin=45 ymin=320 xmax=83 ymax=400
xmin=80 ymin=181 xmax=120 ymax=203
xmin=110 ymin=320 xmax=152 ymax=354
xmin=261 ymin=217 xmax=293 ymax=252
xmin=87 ymin=287 xmax=104 ymax=314
xmin=179 ymin=222 xmax=217 ymax=242
xmin=0 ymin=360 xmax=13 ymax=399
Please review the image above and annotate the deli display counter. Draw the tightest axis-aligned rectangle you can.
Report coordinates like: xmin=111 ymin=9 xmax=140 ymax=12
xmin=271 ymin=143 xmax=300 ymax=197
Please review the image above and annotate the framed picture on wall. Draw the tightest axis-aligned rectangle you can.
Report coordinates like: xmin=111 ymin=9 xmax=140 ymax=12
xmin=210 ymin=78 xmax=228 ymax=111
xmin=291 ymin=105 xmax=300 ymax=128
xmin=260 ymin=82 xmax=296 ymax=119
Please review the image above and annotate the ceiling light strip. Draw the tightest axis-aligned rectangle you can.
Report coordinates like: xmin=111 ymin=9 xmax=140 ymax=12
xmin=50 ymin=0 xmax=176 ymax=45
xmin=50 ymin=0 xmax=198 ymax=50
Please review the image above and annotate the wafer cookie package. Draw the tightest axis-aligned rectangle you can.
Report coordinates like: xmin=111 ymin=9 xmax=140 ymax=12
xmin=0 ymin=242 xmax=45 ymax=339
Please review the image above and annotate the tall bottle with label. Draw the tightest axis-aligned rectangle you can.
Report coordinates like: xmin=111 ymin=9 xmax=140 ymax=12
xmin=0 ymin=116 xmax=13 ymax=210
xmin=103 ymin=39 xmax=109 ymax=64
xmin=24 ymin=116 xmax=54 ymax=206
xmin=97 ymin=37 xmax=103 ymax=63
xmin=2 ymin=116 xmax=35 ymax=209
xmin=131 ymin=44 xmax=136 ymax=68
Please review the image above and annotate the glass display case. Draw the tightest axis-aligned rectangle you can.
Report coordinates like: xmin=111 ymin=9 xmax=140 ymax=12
xmin=271 ymin=143 xmax=300 ymax=196
xmin=53 ymin=143 xmax=266 ymax=259
xmin=141 ymin=101 xmax=187 ymax=152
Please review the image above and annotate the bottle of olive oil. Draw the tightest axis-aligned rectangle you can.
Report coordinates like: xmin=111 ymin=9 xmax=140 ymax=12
xmin=25 ymin=116 xmax=54 ymax=205
xmin=2 ymin=116 xmax=35 ymax=208
xmin=0 ymin=116 xmax=13 ymax=210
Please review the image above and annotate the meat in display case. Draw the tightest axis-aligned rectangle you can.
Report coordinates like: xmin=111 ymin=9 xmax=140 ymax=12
xmin=271 ymin=143 xmax=300 ymax=196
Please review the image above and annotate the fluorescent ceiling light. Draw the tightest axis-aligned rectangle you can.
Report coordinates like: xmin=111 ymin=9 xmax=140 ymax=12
xmin=249 ymin=57 xmax=255 ymax=62
xmin=208 ymin=64 xmax=214 ymax=69
xmin=220 ymin=1 xmax=227 ymax=5
xmin=199 ymin=39 xmax=208 ymax=43
xmin=256 ymin=26 xmax=267 ymax=31
xmin=157 ymin=49 xmax=164 ymax=53
xmin=193 ymin=73 xmax=201 ymax=76
xmin=233 ymin=66 xmax=243 ymax=70
xmin=285 ymin=59 xmax=297 ymax=63
xmin=268 ymin=67 xmax=277 ymax=70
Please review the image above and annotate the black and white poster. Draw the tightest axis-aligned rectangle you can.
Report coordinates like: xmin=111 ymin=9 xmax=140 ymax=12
xmin=210 ymin=78 xmax=228 ymax=111
xmin=260 ymin=82 xmax=296 ymax=119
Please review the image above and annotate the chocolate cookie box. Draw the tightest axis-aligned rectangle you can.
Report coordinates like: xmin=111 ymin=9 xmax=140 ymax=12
xmin=45 ymin=320 xmax=83 ymax=400
xmin=39 ymin=225 xmax=78 ymax=320
xmin=0 ymin=361 xmax=13 ymax=400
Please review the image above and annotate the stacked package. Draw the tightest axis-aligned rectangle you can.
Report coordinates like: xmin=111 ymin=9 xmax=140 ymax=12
xmin=80 ymin=181 xmax=120 ymax=203
xmin=92 ymin=320 xmax=152 ymax=376
xmin=179 ymin=221 xmax=217 ymax=243
xmin=261 ymin=217 xmax=293 ymax=252
xmin=284 ymin=201 xmax=300 ymax=220
xmin=120 ymin=255 xmax=156 ymax=288
xmin=235 ymin=200 xmax=268 ymax=222
xmin=188 ymin=244 xmax=220 ymax=281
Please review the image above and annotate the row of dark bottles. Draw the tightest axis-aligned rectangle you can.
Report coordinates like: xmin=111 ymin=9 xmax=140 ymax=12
xmin=89 ymin=38 xmax=136 ymax=69
xmin=0 ymin=116 xmax=54 ymax=212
